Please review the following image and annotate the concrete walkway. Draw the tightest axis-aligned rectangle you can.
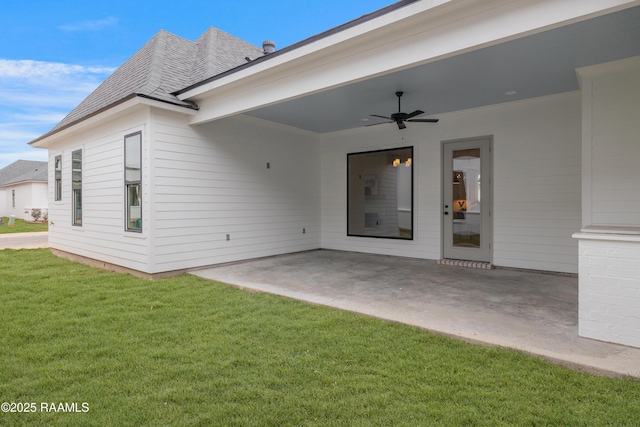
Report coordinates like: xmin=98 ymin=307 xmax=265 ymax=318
xmin=193 ymin=249 xmax=640 ymax=378
xmin=0 ymin=232 xmax=49 ymax=249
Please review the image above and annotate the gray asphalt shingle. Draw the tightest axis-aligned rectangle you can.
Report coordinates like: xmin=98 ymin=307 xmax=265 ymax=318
xmin=41 ymin=27 xmax=263 ymax=140
xmin=0 ymin=160 xmax=48 ymax=187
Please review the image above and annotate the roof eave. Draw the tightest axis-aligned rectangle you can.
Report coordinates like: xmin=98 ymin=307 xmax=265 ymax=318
xmin=1 ymin=179 xmax=47 ymax=188
xmin=175 ymin=0 xmax=429 ymax=100
xmin=180 ymin=0 xmax=640 ymax=128
xmin=29 ymin=94 xmax=198 ymax=148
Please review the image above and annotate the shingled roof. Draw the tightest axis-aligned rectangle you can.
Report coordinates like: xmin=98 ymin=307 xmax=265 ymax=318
xmin=0 ymin=160 xmax=48 ymax=187
xmin=44 ymin=27 xmax=263 ymax=138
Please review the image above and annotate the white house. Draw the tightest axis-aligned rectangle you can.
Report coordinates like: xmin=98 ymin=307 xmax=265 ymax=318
xmin=0 ymin=160 xmax=48 ymax=221
xmin=30 ymin=0 xmax=640 ymax=348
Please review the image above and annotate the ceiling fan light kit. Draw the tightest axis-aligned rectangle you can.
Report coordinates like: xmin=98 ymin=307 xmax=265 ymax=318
xmin=366 ymin=91 xmax=439 ymax=129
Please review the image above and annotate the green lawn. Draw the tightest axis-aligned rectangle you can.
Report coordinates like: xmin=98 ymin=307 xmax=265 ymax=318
xmin=1 ymin=250 xmax=639 ymax=426
xmin=0 ymin=217 xmax=48 ymax=234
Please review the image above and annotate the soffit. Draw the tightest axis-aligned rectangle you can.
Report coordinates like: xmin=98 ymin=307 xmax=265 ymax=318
xmin=244 ymin=6 xmax=640 ymax=133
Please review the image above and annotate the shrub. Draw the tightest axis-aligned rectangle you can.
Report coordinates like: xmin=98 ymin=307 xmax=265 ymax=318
xmin=30 ymin=208 xmax=42 ymax=222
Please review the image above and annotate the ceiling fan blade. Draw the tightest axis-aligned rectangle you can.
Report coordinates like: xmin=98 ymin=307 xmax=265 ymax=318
xmin=370 ymin=114 xmax=393 ymax=120
xmin=397 ymin=121 xmax=406 ymax=130
xmin=406 ymin=110 xmax=425 ymax=119
xmin=407 ymin=118 xmax=439 ymax=123
xmin=365 ymin=121 xmax=392 ymax=127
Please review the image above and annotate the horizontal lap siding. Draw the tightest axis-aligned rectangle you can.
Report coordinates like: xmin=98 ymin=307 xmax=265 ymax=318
xmin=493 ymin=97 xmax=581 ymax=273
xmin=151 ymin=111 xmax=320 ymax=272
xmin=321 ymin=93 xmax=581 ymax=273
xmin=47 ymin=109 xmax=150 ymax=272
xmin=590 ymin=65 xmax=640 ymax=226
xmin=321 ymin=128 xmax=439 ymax=260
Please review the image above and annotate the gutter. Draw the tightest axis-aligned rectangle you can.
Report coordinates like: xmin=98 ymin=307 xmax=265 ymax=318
xmin=174 ymin=0 xmax=421 ymax=97
xmin=29 ymin=0 xmax=422 ymax=146
xmin=28 ymin=93 xmax=198 ymax=147
xmin=0 ymin=179 xmax=47 ymax=188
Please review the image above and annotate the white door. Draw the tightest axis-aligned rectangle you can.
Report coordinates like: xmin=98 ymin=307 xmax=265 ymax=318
xmin=442 ymin=137 xmax=492 ymax=262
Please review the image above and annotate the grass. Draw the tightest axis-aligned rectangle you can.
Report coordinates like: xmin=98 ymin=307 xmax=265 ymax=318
xmin=0 ymin=217 xmax=48 ymax=234
xmin=1 ymin=249 xmax=639 ymax=426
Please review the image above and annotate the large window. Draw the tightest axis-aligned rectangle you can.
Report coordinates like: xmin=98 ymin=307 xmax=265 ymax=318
xmin=125 ymin=132 xmax=142 ymax=232
xmin=72 ymin=149 xmax=82 ymax=226
xmin=347 ymin=146 xmax=413 ymax=239
xmin=54 ymin=155 xmax=62 ymax=201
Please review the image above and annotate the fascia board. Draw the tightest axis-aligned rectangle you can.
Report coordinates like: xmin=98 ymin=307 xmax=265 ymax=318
xmin=576 ymin=55 xmax=640 ymax=78
xmin=177 ymin=0 xmax=451 ymax=101
xmin=30 ymin=96 xmax=197 ymax=149
xmin=0 ymin=180 xmax=46 ymax=188
xmin=185 ymin=0 xmax=640 ymax=127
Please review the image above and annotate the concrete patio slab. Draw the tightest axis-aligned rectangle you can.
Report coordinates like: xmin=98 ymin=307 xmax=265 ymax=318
xmin=0 ymin=232 xmax=48 ymax=249
xmin=192 ymin=249 xmax=640 ymax=378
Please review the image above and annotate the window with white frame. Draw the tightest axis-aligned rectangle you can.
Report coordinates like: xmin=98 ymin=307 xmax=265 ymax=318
xmin=72 ymin=149 xmax=82 ymax=226
xmin=125 ymin=132 xmax=142 ymax=232
xmin=55 ymin=155 xmax=62 ymax=201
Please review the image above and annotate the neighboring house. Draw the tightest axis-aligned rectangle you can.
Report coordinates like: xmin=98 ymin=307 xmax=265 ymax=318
xmin=0 ymin=160 xmax=48 ymax=221
xmin=30 ymin=1 xmax=640 ymax=348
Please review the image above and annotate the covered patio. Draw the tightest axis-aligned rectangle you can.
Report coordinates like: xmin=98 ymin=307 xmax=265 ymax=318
xmin=32 ymin=1 xmax=639 ymax=352
xmin=193 ymin=250 xmax=640 ymax=378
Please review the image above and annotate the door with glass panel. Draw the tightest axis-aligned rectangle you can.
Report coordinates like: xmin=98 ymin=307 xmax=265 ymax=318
xmin=442 ymin=137 xmax=492 ymax=262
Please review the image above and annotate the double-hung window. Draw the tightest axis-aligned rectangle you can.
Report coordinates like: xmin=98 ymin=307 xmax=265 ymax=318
xmin=72 ymin=149 xmax=82 ymax=226
xmin=55 ymin=155 xmax=62 ymax=201
xmin=125 ymin=132 xmax=142 ymax=232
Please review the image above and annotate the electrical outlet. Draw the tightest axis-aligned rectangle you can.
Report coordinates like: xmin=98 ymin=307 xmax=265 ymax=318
xmin=303 ymin=228 xmax=306 ymax=234
xmin=226 ymin=234 xmax=230 ymax=241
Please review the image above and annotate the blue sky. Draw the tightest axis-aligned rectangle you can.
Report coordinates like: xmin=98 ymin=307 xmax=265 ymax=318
xmin=0 ymin=0 xmax=394 ymax=169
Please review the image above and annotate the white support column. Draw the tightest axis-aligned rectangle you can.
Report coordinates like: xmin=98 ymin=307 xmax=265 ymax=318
xmin=574 ymin=228 xmax=640 ymax=347
xmin=574 ymin=56 xmax=640 ymax=348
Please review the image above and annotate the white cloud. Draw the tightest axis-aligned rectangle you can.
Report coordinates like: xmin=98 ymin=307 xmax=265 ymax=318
xmin=5 ymin=113 xmax=67 ymax=126
xmin=58 ymin=16 xmax=119 ymax=32
xmin=0 ymin=84 xmax=101 ymax=109
xmin=0 ymin=128 xmax=42 ymax=141
xmin=0 ymin=59 xmax=114 ymax=168
xmin=0 ymin=59 xmax=115 ymax=79
xmin=0 ymin=149 xmax=48 ymax=168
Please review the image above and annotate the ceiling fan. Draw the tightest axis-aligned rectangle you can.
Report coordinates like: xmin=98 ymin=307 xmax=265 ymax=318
xmin=367 ymin=91 xmax=439 ymax=129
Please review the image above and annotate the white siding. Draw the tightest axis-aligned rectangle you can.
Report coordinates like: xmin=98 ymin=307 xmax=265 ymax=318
xmin=5 ymin=186 xmax=24 ymax=218
xmin=30 ymin=182 xmax=48 ymax=211
xmin=47 ymin=108 xmax=151 ymax=272
xmin=22 ymin=182 xmax=49 ymax=221
xmin=151 ymin=111 xmax=320 ymax=272
xmin=580 ymin=57 xmax=640 ymax=227
xmin=2 ymin=185 xmax=23 ymax=218
xmin=321 ymin=92 xmax=581 ymax=273
xmin=0 ymin=182 xmax=47 ymax=220
xmin=574 ymin=57 xmax=640 ymax=348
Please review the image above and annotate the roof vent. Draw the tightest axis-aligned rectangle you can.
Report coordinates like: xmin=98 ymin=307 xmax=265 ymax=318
xmin=262 ymin=40 xmax=276 ymax=55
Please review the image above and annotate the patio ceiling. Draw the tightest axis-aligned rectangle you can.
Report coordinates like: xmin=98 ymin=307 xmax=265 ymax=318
xmin=245 ymin=5 xmax=640 ymax=133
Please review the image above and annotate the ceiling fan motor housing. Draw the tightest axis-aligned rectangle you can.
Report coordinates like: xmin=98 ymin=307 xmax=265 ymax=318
xmin=367 ymin=91 xmax=438 ymax=129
